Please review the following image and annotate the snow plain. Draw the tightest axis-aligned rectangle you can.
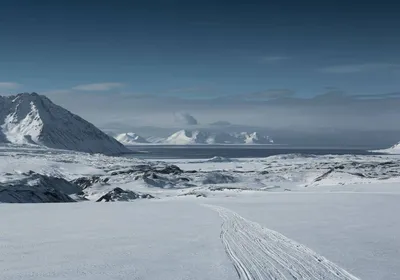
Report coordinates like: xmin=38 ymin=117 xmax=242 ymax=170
xmin=1 ymin=145 xmax=400 ymax=279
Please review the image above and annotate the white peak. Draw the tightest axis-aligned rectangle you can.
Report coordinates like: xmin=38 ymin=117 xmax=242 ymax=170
xmin=239 ymin=131 xmax=274 ymax=144
xmin=391 ymin=142 xmax=400 ymax=149
xmin=165 ymin=129 xmax=274 ymax=145
xmin=165 ymin=130 xmax=206 ymax=144
xmin=115 ymin=132 xmax=149 ymax=144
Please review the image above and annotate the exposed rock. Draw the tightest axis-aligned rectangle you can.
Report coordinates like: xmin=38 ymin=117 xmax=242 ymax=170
xmin=179 ymin=191 xmax=207 ymax=198
xmin=96 ymin=187 xmax=155 ymax=202
xmin=109 ymin=164 xmax=183 ymax=176
xmin=0 ymin=174 xmax=79 ymax=203
xmin=71 ymin=176 xmax=108 ymax=189
xmin=202 ymin=172 xmax=239 ymax=185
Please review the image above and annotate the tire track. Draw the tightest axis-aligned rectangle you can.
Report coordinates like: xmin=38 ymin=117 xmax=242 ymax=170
xmin=203 ymin=204 xmax=361 ymax=280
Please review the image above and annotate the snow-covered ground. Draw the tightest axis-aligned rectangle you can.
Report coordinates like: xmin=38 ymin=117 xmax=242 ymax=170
xmin=1 ymin=145 xmax=400 ymax=279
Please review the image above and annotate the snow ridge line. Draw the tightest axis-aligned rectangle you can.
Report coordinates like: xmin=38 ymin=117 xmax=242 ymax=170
xmin=203 ymin=204 xmax=361 ymax=280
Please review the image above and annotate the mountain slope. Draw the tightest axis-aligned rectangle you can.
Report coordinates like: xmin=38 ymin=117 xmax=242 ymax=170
xmin=164 ymin=130 xmax=274 ymax=145
xmin=0 ymin=93 xmax=130 ymax=154
xmin=115 ymin=132 xmax=149 ymax=145
xmin=165 ymin=130 xmax=213 ymax=144
xmin=235 ymin=132 xmax=274 ymax=144
xmin=375 ymin=142 xmax=400 ymax=154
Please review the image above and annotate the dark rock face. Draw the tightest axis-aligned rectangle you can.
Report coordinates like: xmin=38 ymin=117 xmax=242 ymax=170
xmin=0 ymin=173 xmax=79 ymax=203
xmin=135 ymin=172 xmax=195 ymax=189
xmin=71 ymin=176 xmax=108 ymax=189
xmin=0 ymin=188 xmax=75 ymax=203
xmin=96 ymin=187 xmax=155 ymax=202
xmin=202 ymin=172 xmax=239 ymax=185
xmin=109 ymin=164 xmax=183 ymax=176
xmin=156 ymin=165 xmax=183 ymax=175
xmin=106 ymin=164 xmax=194 ymax=189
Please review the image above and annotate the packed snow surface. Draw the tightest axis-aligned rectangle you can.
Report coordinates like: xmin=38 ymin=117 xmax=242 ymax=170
xmin=0 ymin=93 xmax=129 ymax=154
xmin=204 ymin=204 xmax=360 ymax=280
xmin=0 ymin=145 xmax=400 ymax=279
xmin=1 ymin=195 xmax=399 ymax=279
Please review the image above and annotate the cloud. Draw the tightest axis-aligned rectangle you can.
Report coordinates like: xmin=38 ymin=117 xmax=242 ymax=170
xmin=209 ymin=121 xmax=232 ymax=126
xmin=260 ymin=56 xmax=290 ymax=63
xmin=45 ymin=89 xmax=400 ymax=148
xmin=245 ymin=89 xmax=295 ymax=99
xmin=0 ymin=82 xmax=21 ymax=90
xmin=310 ymin=89 xmax=349 ymax=103
xmin=174 ymin=112 xmax=198 ymax=125
xmin=72 ymin=83 xmax=124 ymax=91
xmin=354 ymin=91 xmax=400 ymax=99
xmin=168 ymin=87 xmax=205 ymax=93
xmin=320 ymin=63 xmax=400 ymax=73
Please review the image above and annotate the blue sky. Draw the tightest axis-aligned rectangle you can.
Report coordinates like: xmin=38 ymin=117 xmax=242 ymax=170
xmin=1 ymin=0 xmax=400 ymax=146
xmin=1 ymin=0 xmax=400 ymax=98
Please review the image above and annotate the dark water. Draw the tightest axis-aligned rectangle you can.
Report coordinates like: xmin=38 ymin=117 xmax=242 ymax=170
xmin=124 ymin=145 xmax=381 ymax=159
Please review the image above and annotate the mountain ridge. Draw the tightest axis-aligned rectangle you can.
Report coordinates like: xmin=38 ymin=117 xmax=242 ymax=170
xmin=115 ymin=129 xmax=274 ymax=145
xmin=115 ymin=132 xmax=149 ymax=144
xmin=0 ymin=92 xmax=130 ymax=154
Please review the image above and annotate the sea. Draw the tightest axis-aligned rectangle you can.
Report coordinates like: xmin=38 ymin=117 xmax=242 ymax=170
xmin=124 ymin=145 xmax=382 ymax=160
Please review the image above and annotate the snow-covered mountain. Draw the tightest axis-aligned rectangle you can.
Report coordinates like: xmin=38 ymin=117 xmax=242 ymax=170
xmin=164 ymin=130 xmax=274 ymax=145
xmin=115 ymin=132 xmax=149 ymax=145
xmin=0 ymin=93 xmax=130 ymax=154
xmin=234 ymin=132 xmax=274 ymax=144
xmin=145 ymin=136 xmax=165 ymax=144
xmin=165 ymin=130 xmax=214 ymax=145
xmin=375 ymin=142 xmax=400 ymax=154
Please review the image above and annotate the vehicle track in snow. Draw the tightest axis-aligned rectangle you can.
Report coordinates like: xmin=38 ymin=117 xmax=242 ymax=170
xmin=203 ymin=204 xmax=361 ymax=280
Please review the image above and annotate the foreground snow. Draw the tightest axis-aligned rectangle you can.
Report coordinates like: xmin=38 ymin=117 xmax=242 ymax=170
xmin=205 ymin=204 xmax=360 ymax=280
xmin=1 ymin=194 xmax=399 ymax=279
xmin=1 ymin=146 xmax=400 ymax=279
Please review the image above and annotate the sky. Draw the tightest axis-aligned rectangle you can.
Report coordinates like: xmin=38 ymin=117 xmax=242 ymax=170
xmin=0 ymin=0 xmax=400 ymax=146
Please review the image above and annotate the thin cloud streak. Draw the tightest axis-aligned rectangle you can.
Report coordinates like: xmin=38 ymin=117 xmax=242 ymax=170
xmin=73 ymin=83 xmax=124 ymax=91
xmin=260 ymin=56 xmax=290 ymax=63
xmin=174 ymin=112 xmax=198 ymax=125
xmin=244 ymin=89 xmax=295 ymax=99
xmin=0 ymin=82 xmax=21 ymax=90
xmin=320 ymin=63 xmax=400 ymax=73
